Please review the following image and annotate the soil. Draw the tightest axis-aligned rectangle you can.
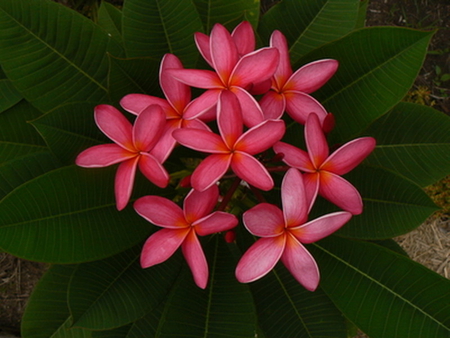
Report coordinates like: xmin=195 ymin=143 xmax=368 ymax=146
xmin=1 ymin=0 xmax=449 ymax=337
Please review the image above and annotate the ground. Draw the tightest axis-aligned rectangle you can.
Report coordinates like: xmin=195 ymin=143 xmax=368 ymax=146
xmin=1 ymin=0 xmax=449 ymax=336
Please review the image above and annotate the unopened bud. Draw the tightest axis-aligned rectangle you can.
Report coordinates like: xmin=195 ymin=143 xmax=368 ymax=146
xmin=224 ymin=230 xmax=236 ymax=243
xmin=322 ymin=113 xmax=335 ymax=134
xmin=179 ymin=175 xmax=192 ymax=188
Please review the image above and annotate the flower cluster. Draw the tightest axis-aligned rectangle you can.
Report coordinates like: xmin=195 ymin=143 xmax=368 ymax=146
xmin=76 ymin=22 xmax=376 ymax=291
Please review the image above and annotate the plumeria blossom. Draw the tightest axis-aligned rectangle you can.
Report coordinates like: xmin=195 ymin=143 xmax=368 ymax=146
xmin=76 ymin=104 xmax=169 ymax=210
xmin=134 ymin=185 xmax=238 ymax=289
xmin=236 ymin=168 xmax=352 ymax=291
xmin=167 ymin=23 xmax=279 ymax=127
xmin=120 ymin=54 xmax=210 ymax=163
xmin=259 ymin=30 xmax=338 ymax=124
xmin=274 ymin=113 xmax=376 ymax=215
xmin=173 ymin=91 xmax=285 ymax=191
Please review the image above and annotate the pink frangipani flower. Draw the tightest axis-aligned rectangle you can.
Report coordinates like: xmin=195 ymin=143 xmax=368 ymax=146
xmin=134 ymin=185 xmax=238 ymax=289
xmin=235 ymin=168 xmax=352 ymax=291
xmin=274 ymin=113 xmax=376 ymax=215
xmin=167 ymin=23 xmax=280 ymax=127
xmin=120 ymin=54 xmax=210 ymax=163
xmin=173 ymin=91 xmax=285 ymax=192
xmin=76 ymin=104 xmax=169 ymax=210
xmin=259 ymin=30 xmax=338 ymax=124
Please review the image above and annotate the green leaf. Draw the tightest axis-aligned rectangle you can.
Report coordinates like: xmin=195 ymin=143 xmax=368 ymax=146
xmin=311 ymin=237 xmax=450 ymax=338
xmin=91 ymin=325 xmax=132 ymax=338
xmin=98 ymin=2 xmax=123 ymax=45
xmin=0 ymin=100 xmax=45 ymax=146
xmin=250 ymin=265 xmax=347 ymax=338
xmin=333 ymin=166 xmax=438 ymax=239
xmin=0 ymin=150 xmax=61 ymax=201
xmin=107 ymin=55 xmax=161 ymax=104
xmin=355 ymin=0 xmax=368 ymax=29
xmin=259 ymin=0 xmax=360 ymax=61
xmin=21 ymin=264 xmax=93 ymax=338
xmin=122 ymin=0 xmax=203 ymax=67
xmin=0 ymin=78 xmax=22 ymax=112
xmin=31 ymin=102 xmax=107 ymax=165
xmin=193 ymin=0 xmax=260 ymax=32
xmin=0 ymin=165 xmax=171 ymax=263
xmin=69 ymin=245 xmax=182 ymax=330
xmin=298 ymin=27 xmax=434 ymax=143
xmin=364 ymin=102 xmax=450 ymax=187
xmin=127 ymin=237 xmax=257 ymax=337
xmin=0 ymin=0 xmax=124 ymax=112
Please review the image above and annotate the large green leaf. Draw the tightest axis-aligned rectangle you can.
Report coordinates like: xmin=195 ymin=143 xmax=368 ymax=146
xmin=259 ymin=0 xmax=360 ymax=61
xmin=0 ymin=150 xmax=61 ymax=201
xmin=0 ymin=165 xmax=171 ymax=263
xmin=0 ymin=100 xmax=45 ymax=146
xmin=297 ymin=27 xmax=434 ymax=143
xmin=319 ymin=165 xmax=438 ymax=239
xmin=31 ymin=102 xmax=108 ymax=165
xmin=311 ymin=237 xmax=450 ymax=338
xmin=364 ymin=102 xmax=450 ymax=187
xmin=0 ymin=0 xmax=124 ymax=112
xmin=0 ymin=77 xmax=21 ymax=112
xmin=122 ymin=0 xmax=203 ymax=67
xmin=68 ymin=245 xmax=182 ymax=330
xmin=250 ymin=265 xmax=347 ymax=338
xmin=193 ymin=0 xmax=260 ymax=32
xmin=122 ymin=237 xmax=257 ymax=338
xmin=21 ymin=264 xmax=92 ymax=338
xmin=98 ymin=2 xmax=123 ymax=45
xmin=107 ymin=55 xmax=162 ymax=104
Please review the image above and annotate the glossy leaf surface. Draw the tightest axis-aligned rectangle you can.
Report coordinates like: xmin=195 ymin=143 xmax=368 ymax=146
xmin=312 ymin=237 xmax=450 ymax=338
xmin=0 ymin=0 xmax=124 ymax=112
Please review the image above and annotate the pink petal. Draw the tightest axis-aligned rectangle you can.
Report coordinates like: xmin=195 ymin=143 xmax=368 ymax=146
xmin=282 ymin=168 xmax=308 ymax=226
xmin=281 ymin=233 xmax=319 ymax=291
xmin=235 ymin=235 xmax=286 ymax=283
xmin=231 ymin=21 xmax=255 ymax=56
xmin=284 ymin=59 xmax=338 ymax=93
xmin=230 ymin=86 xmax=264 ymax=127
xmin=133 ymin=105 xmax=166 ymax=152
xmin=321 ymin=137 xmax=376 ymax=175
xmin=182 ymin=230 xmax=209 ymax=289
xmin=210 ymin=23 xmax=239 ymax=85
xmin=191 ymin=154 xmax=232 ymax=191
xmin=217 ymin=90 xmax=243 ymax=148
xmin=134 ymin=195 xmax=186 ymax=228
xmin=120 ymin=94 xmax=171 ymax=116
xmin=284 ymin=91 xmax=328 ymax=125
xmin=94 ymin=105 xmax=134 ymax=151
xmin=270 ymin=30 xmax=292 ymax=90
xmin=319 ymin=171 xmax=363 ymax=215
xmin=259 ymin=91 xmax=286 ymax=120
xmin=76 ymin=144 xmax=136 ymax=167
xmin=235 ymin=119 xmax=285 ymax=155
xmin=242 ymin=203 xmax=285 ymax=237
xmin=151 ymin=119 xmax=181 ymax=163
xmin=194 ymin=211 xmax=238 ymax=236
xmin=273 ymin=141 xmax=314 ymax=172
xmin=305 ymin=113 xmax=329 ymax=168
xmin=231 ymin=152 xmax=274 ymax=191
xmin=194 ymin=32 xmax=213 ymax=67
xmin=172 ymin=128 xmax=228 ymax=153
xmin=160 ymin=54 xmax=191 ymax=113
xmin=140 ymin=228 xmax=189 ymax=268
xmin=183 ymin=89 xmax=220 ymax=120
xmin=181 ymin=118 xmax=211 ymax=131
xmin=138 ymin=153 xmax=169 ymax=188
xmin=290 ymin=211 xmax=352 ymax=243
xmin=248 ymin=79 xmax=272 ymax=95
xmin=115 ymin=157 xmax=139 ymax=210
xmin=230 ymin=47 xmax=280 ymax=88
xmin=166 ymin=69 xmax=222 ymax=89
xmin=302 ymin=172 xmax=320 ymax=213
xmin=183 ymin=185 xmax=219 ymax=223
